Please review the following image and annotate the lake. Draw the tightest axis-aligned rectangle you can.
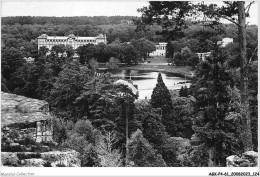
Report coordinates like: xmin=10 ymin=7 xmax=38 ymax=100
xmin=105 ymin=69 xmax=191 ymax=99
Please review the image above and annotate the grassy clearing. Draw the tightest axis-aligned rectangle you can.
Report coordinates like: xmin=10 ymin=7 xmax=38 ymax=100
xmin=146 ymin=56 xmax=169 ymax=63
xmin=99 ymin=56 xmax=195 ymax=78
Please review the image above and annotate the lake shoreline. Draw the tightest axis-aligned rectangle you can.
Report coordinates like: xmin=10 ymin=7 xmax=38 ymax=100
xmin=118 ymin=65 xmax=195 ymax=80
xmin=99 ymin=66 xmax=192 ymax=99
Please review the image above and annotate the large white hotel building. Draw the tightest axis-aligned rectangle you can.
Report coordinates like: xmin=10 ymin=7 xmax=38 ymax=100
xmin=37 ymin=34 xmax=107 ymax=50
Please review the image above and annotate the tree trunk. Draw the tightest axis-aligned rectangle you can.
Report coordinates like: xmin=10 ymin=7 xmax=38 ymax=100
xmin=208 ymin=147 xmax=215 ymax=167
xmin=237 ymin=1 xmax=253 ymax=151
xmin=125 ymin=99 xmax=129 ymax=166
xmin=144 ymin=53 xmax=147 ymax=62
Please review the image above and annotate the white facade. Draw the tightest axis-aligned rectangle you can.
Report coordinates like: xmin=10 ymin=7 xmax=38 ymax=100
xmin=217 ymin=38 xmax=233 ymax=47
xmin=150 ymin=42 xmax=167 ymax=57
xmin=37 ymin=34 xmax=107 ymax=50
xmin=23 ymin=57 xmax=35 ymax=63
xmin=196 ymin=52 xmax=211 ymax=61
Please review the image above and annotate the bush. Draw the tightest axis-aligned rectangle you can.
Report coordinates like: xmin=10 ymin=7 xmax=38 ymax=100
xmin=52 ymin=118 xmax=68 ymax=144
xmin=158 ymin=140 xmax=179 ymax=167
xmin=74 ymin=119 xmax=97 ymax=144
xmin=190 ymin=144 xmax=209 ymax=167
xmin=75 ymin=120 xmax=92 ymax=136
xmin=62 ymin=134 xmax=100 ymax=167
xmin=187 ymin=54 xmax=200 ymax=68
xmin=173 ymin=52 xmax=183 ymax=66
xmin=106 ymin=57 xmax=120 ymax=69
xmin=62 ymin=120 xmax=101 ymax=167
xmin=88 ymin=58 xmax=99 ymax=71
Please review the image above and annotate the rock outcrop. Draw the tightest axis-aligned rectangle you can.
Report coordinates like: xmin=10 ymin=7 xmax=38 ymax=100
xmin=226 ymin=151 xmax=258 ymax=167
xmin=1 ymin=92 xmax=81 ymax=167
xmin=1 ymin=150 xmax=81 ymax=167
xmin=1 ymin=92 xmax=53 ymax=143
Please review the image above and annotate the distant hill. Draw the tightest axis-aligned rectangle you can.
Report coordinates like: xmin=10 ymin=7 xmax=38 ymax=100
xmin=1 ymin=16 xmax=139 ymax=26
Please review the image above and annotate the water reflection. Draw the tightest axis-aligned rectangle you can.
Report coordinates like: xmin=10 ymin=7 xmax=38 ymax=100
xmin=106 ymin=69 xmax=190 ymax=99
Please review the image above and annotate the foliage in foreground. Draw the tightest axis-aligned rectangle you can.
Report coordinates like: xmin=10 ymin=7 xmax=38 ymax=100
xmin=191 ymin=48 xmax=243 ymax=166
xmin=128 ymin=129 xmax=167 ymax=167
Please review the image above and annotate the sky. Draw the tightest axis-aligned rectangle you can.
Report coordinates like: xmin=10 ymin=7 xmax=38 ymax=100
xmin=1 ymin=1 xmax=259 ymax=25
xmin=1 ymin=1 xmax=149 ymax=17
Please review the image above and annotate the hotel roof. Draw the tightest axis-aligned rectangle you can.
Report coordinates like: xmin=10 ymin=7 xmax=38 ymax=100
xmin=38 ymin=34 xmax=105 ymax=40
xmin=46 ymin=36 xmax=96 ymax=40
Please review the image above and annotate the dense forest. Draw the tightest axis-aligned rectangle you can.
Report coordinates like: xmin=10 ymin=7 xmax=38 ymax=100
xmin=1 ymin=1 xmax=258 ymax=167
xmin=1 ymin=15 xmax=257 ymax=65
xmin=2 ymin=16 xmax=137 ymax=26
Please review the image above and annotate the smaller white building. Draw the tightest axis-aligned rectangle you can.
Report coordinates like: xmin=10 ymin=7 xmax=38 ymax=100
xmin=196 ymin=52 xmax=211 ymax=61
xmin=150 ymin=42 xmax=167 ymax=57
xmin=23 ymin=57 xmax=35 ymax=63
xmin=217 ymin=38 xmax=233 ymax=47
